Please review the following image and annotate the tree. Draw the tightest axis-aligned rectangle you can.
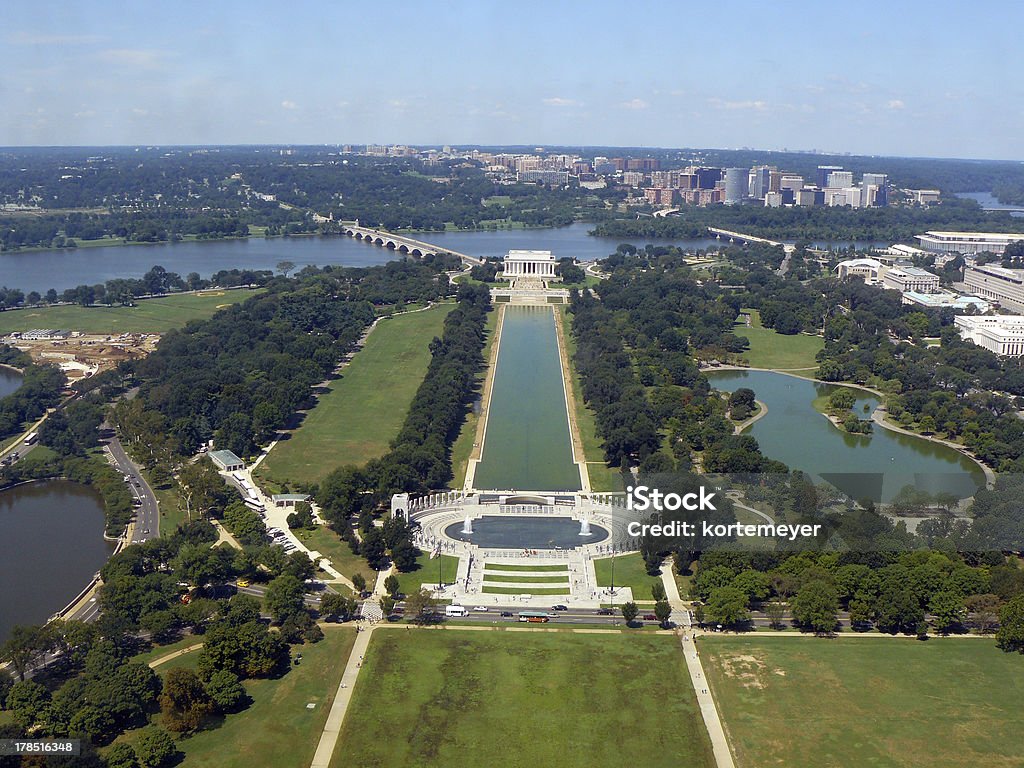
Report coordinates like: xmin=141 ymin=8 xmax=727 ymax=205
xmin=160 ymin=667 xmax=214 ymax=732
xmin=650 ymin=582 xmax=667 ymax=602
xmin=384 ymin=574 xmax=401 ymax=599
xmin=704 ymin=587 xmax=750 ymax=629
xmin=277 ymin=260 xmax=296 ymax=278
xmin=620 ymin=602 xmax=639 ymax=625
xmin=5 ymin=680 xmax=49 ymax=729
xmin=874 ymin=586 xmax=924 ymax=634
xmin=135 ymin=726 xmax=178 ymax=768
xmin=320 ymin=593 xmax=356 ymax=622
xmin=0 ymin=624 xmax=53 ymax=680
xmin=379 ymin=595 xmax=397 ymax=616
xmin=405 ymin=588 xmax=438 ymax=624
xmin=965 ymin=593 xmax=1001 ymax=634
xmin=0 ymin=669 xmax=12 ymax=709
xmin=928 ymin=591 xmax=966 ymax=635
xmin=104 ymin=743 xmax=139 ymax=768
xmin=351 ymin=573 xmax=367 ymax=594
xmin=264 ymin=574 xmax=306 ymax=624
xmin=996 ymin=595 xmax=1024 ymax=653
xmin=204 ymin=669 xmax=245 ymax=712
xmin=791 ymin=581 xmax=839 ymax=635
xmin=654 ymin=600 xmax=672 ymax=627
xmin=764 ymin=601 xmax=787 ymax=630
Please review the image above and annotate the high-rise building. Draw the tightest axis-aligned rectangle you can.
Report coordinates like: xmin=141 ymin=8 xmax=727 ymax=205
xmin=696 ymin=167 xmax=722 ymax=189
xmin=826 ymin=170 xmax=854 ymax=188
xmin=724 ymin=168 xmax=749 ymax=204
xmin=780 ymin=174 xmax=804 ymax=193
xmin=750 ymin=166 xmax=772 ymax=199
xmin=817 ymin=165 xmax=844 ymax=187
xmin=862 ymin=173 xmax=888 ymax=206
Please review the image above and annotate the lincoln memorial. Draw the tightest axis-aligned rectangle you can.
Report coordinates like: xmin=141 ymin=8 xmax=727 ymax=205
xmin=502 ymin=249 xmax=557 ymax=278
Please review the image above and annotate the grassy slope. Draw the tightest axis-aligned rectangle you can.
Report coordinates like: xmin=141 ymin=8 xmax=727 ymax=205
xmin=734 ymin=308 xmax=824 ymax=370
xmin=0 ymin=290 xmax=262 ymax=334
xmin=332 ymin=630 xmax=714 ymax=768
xmin=702 ymin=636 xmax=1024 ymax=768
xmin=256 ymin=303 xmax=454 ymax=486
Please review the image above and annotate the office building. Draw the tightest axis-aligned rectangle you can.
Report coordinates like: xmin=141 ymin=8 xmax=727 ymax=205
xmin=826 ymin=170 xmax=854 ymax=188
xmin=835 ymin=258 xmax=885 ymax=284
xmin=955 ymin=315 xmax=1024 ymax=356
xmin=724 ymin=168 xmax=749 ymax=204
xmin=750 ymin=166 xmax=772 ymax=199
xmin=862 ymin=173 xmax=888 ymax=206
xmin=780 ymin=174 xmax=804 ymax=193
xmin=817 ymin=165 xmax=844 ymax=187
xmin=963 ymin=263 xmax=1024 ymax=311
xmin=917 ymin=231 xmax=1024 ymax=256
xmin=902 ymin=291 xmax=990 ymax=312
xmin=881 ymin=265 xmax=940 ymax=292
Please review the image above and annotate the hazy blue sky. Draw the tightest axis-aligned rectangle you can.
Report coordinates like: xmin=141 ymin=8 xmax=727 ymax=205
xmin=2 ymin=1 xmax=1021 ymax=159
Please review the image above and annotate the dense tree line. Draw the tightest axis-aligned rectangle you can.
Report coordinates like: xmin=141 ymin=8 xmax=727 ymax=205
xmin=119 ymin=261 xmax=449 ymax=460
xmin=0 ymin=361 xmax=64 ymax=439
xmin=318 ymin=284 xmax=491 ymax=571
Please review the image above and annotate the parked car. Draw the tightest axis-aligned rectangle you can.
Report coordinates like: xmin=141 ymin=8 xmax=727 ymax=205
xmin=642 ymin=614 xmax=657 ymax=621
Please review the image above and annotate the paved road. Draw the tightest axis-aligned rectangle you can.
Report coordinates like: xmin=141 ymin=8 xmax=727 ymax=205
xmin=103 ymin=429 xmax=160 ymax=543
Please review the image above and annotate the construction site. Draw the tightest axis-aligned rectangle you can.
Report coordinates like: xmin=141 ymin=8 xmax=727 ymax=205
xmin=3 ymin=330 xmax=160 ymax=381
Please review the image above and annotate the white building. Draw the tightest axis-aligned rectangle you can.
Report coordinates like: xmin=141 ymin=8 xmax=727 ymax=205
xmin=963 ymin=264 xmax=1024 ymax=311
xmin=503 ymin=249 xmax=558 ymax=278
xmin=901 ymin=290 xmax=990 ymax=312
xmin=835 ymin=258 xmax=885 ymax=285
xmin=881 ymin=265 xmax=940 ymax=292
xmin=955 ymin=315 xmax=1024 ymax=356
xmin=916 ymin=231 xmax=1024 ymax=256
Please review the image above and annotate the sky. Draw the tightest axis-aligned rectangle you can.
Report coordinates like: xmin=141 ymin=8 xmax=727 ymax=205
xmin=2 ymin=0 xmax=1022 ymax=160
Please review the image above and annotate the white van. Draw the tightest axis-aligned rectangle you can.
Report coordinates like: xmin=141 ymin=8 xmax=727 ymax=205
xmin=445 ymin=605 xmax=468 ymax=618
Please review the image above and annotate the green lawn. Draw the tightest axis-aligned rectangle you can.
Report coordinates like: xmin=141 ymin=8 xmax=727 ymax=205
xmin=256 ymin=303 xmax=454 ymax=486
xmin=394 ymin=552 xmax=460 ymax=596
xmin=481 ymin=585 xmax=571 ymax=594
xmin=481 ymin=574 xmax=569 ymax=583
xmin=450 ymin=305 xmax=500 ymax=487
xmin=332 ymin=630 xmax=713 ymax=768
xmin=484 ymin=563 xmax=568 ymax=572
xmin=292 ymin=526 xmax=375 ymax=589
xmin=129 ymin=636 xmax=205 ymax=668
xmin=734 ymin=308 xmax=823 ymax=370
xmin=112 ymin=628 xmax=356 ymax=768
xmin=0 ymin=290 xmax=262 ymax=335
xmin=702 ymin=636 xmax=1024 ymax=768
xmin=558 ymin=306 xmax=622 ymax=493
xmin=593 ymin=552 xmax=663 ymax=600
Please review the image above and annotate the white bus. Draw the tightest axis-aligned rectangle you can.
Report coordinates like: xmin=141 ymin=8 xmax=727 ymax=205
xmin=23 ymin=432 xmax=38 ymax=445
xmin=445 ymin=605 xmax=468 ymax=618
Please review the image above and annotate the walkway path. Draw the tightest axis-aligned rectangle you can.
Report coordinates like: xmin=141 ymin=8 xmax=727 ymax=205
xmin=147 ymin=643 xmax=204 ymax=669
xmin=309 ymin=625 xmax=374 ymax=768
xmin=680 ymin=630 xmax=736 ymax=768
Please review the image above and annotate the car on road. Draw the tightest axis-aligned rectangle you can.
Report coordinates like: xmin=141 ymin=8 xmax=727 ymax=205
xmin=552 ymin=604 xmax=569 ymax=611
xmin=500 ymin=611 xmax=513 ymax=617
xmin=142 ymin=528 xmax=150 ymax=535
xmin=474 ymin=606 xmax=489 ymax=612
xmin=642 ymin=614 xmax=657 ymax=621
xmin=596 ymin=608 xmax=614 ymax=615
xmin=236 ymin=578 xmax=251 ymax=587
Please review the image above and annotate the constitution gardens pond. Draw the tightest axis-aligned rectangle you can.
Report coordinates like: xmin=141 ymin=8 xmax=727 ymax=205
xmin=707 ymin=369 xmax=986 ymax=503
xmin=0 ymin=480 xmax=114 ymax=642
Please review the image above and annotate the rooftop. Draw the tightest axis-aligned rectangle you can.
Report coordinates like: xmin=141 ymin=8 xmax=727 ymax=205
xmin=209 ymin=449 xmax=244 ymax=466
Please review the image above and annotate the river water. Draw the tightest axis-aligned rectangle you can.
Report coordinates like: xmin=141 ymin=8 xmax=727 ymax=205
xmin=0 ymin=366 xmax=22 ymax=399
xmin=473 ymin=306 xmax=582 ymax=492
xmin=0 ymin=480 xmax=113 ymax=643
xmin=955 ymin=191 xmax=1024 ymax=217
xmin=707 ymin=370 xmax=985 ymax=503
xmin=0 ymin=224 xmax=733 ymax=294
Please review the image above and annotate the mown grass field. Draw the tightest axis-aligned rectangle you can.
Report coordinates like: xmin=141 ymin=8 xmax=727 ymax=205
xmin=593 ymin=552 xmax=663 ymax=601
xmin=0 ymin=290 xmax=262 ymax=334
xmin=332 ymin=630 xmax=713 ymax=768
xmin=702 ymin=636 xmax=1024 ymax=768
xmin=734 ymin=308 xmax=823 ymax=370
xmin=256 ymin=303 xmax=454 ymax=486
xmin=113 ymin=628 xmax=356 ymax=768
xmin=394 ymin=552 xmax=460 ymax=596
xmin=292 ymin=526 xmax=375 ymax=589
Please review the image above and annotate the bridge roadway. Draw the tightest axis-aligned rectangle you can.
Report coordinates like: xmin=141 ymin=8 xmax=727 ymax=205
xmin=341 ymin=224 xmax=484 ymax=266
xmin=707 ymin=226 xmax=796 ymax=254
